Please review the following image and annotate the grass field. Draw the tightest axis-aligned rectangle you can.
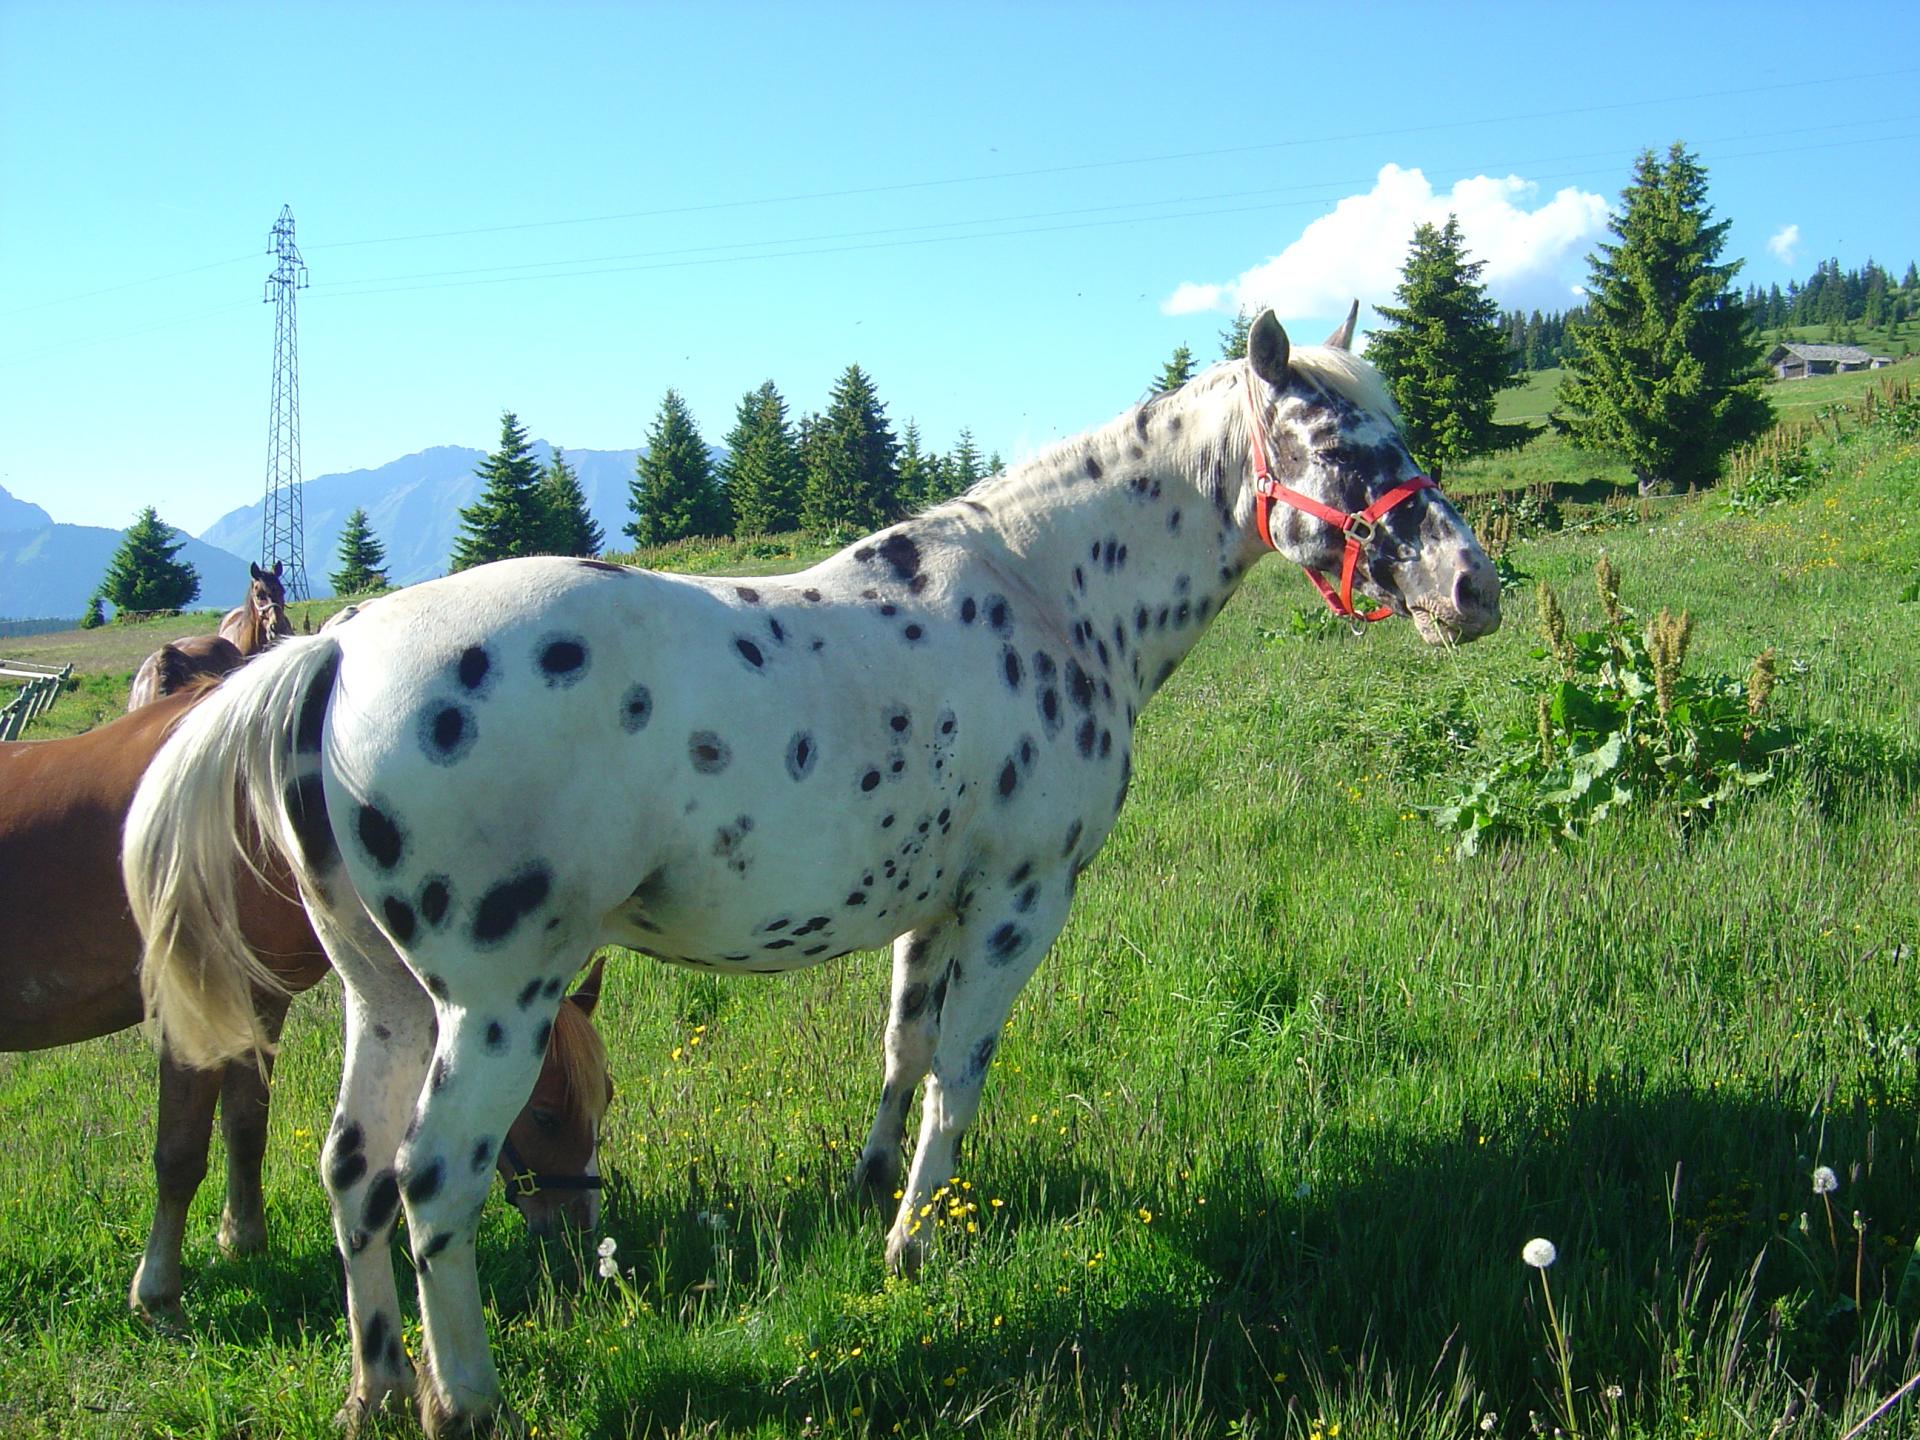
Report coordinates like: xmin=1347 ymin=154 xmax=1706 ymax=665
xmin=1 ymin=383 xmax=1918 ymax=1438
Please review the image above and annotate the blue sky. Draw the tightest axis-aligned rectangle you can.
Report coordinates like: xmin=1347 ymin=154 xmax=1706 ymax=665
xmin=2 ymin=1 xmax=1915 ymax=535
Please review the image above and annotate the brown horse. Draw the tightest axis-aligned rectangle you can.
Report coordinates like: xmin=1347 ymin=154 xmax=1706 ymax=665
xmin=218 ymin=561 xmax=295 ymax=655
xmin=0 ymin=681 xmax=613 ymax=1325
xmin=126 ymin=634 xmax=245 ymax=711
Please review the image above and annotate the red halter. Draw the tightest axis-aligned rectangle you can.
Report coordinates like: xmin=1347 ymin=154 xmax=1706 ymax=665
xmin=1244 ymin=376 xmax=1437 ymax=623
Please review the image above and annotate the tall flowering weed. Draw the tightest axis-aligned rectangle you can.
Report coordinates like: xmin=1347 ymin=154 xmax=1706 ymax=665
xmin=1432 ymin=556 xmax=1789 ymax=855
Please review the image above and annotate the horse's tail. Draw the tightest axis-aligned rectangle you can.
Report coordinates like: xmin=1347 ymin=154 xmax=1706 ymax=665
xmin=124 ymin=634 xmax=343 ymax=1070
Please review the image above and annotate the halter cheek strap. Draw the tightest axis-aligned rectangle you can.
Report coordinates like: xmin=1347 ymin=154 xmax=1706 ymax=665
xmin=1244 ymin=377 xmax=1437 ymax=624
xmin=498 ymin=1133 xmax=603 ymax=1202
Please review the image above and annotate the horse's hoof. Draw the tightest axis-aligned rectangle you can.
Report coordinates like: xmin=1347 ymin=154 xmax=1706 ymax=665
xmin=129 ymin=1292 xmax=189 ymax=1334
xmin=335 ymin=1375 xmax=414 ymax=1436
xmin=885 ymin=1227 xmax=927 ymax=1279
xmin=849 ymin=1149 xmax=899 ymax=1211
xmin=218 ymin=1210 xmax=268 ymax=1257
xmin=128 ymin=1266 xmax=188 ymax=1333
xmin=420 ymin=1393 xmax=525 ymax=1439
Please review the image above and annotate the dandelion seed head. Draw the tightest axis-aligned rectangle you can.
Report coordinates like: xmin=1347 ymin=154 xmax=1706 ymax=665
xmin=1522 ymin=1237 xmax=1558 ymax=1269
xmin=597 ymin=1236 xmax=618 ymax=1259
xmin=596 ymin=1255 xmax=619 ymax=1280
xmin=1813 ymin=1165 xmax=1839 ymax=1195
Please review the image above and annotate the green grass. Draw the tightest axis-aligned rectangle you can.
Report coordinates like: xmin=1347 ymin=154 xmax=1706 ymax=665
xmin=3 ymin=408 xmax=1919 ymax=1437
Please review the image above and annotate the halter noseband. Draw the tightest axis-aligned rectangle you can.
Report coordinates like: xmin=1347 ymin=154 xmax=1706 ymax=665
xmin=1244 ymin=370 xmax=1437 ymax=624
xmin=498 ymin=1134 xmax=603 ymax=1202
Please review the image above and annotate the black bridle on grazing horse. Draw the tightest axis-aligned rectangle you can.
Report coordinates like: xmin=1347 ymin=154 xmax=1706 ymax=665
xmin=499 ymin=1134 xmax=604 ymax=1202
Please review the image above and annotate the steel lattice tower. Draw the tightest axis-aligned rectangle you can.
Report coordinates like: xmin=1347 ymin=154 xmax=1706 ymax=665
xmin=260 ymin=205 xmax=311 ymax=599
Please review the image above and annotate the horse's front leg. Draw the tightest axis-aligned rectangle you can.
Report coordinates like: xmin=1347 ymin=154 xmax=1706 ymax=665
xmin=316 ymin=915 xmax=437 ymax=1431
xmin=885 ymin=878 xmax=1072 ymax=1276
xmin=404 ymin=958 xmax=582 ymax=1438
xmin=129 ymin=1051 xmax=224 ymax=1325
xmin=216 ymin=989 xmax=292 ymax=1257
xmin=852 ymin=930 xmax=945 ymax=1208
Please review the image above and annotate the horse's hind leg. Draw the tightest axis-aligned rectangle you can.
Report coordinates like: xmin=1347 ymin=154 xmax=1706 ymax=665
xmin=402 ymin=953 xmax=587 ymax=1437
xmin=853 ymin=930 xmax=945 ymax=1207
xmin=130 ymin=1051 xmax=224 ymax=1325
xmin=216 ymin=990 xmax=291 ymax=1257
xmin=310 ymin=907 xmax=437 ymax=1427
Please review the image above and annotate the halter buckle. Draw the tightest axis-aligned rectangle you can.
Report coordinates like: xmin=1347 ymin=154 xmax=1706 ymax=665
xmin=1342 ymin=515 xmax=1376 ymax=546
xmin=509 ymin=1171 xmax=541 ymax=1199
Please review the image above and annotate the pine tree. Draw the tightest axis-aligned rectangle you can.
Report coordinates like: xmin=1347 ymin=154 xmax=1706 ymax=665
xmin=948 ymin=429 xmax=984 ymax=492
xmin=986 ymin=451 xmax=1005 ymax=474
xmin=1556 ymin=143 xmax=1770 ymax=494
xmin=97 ymin=506 xmax=200 ymax=615
xmin=329 ymin=507 xmax=390 ymax=595
xmin=719 ymin=381 xmax=802 ymax=535
xmin=1152 ymin=344 xmax=1196 ymax=392
xmin=1218 ymin=308 xmax=1254 ymax=361
xmin=452 ymin=411 xmax=549 ymax=571
xmin=538 ymin=449 xmax=605 ymax=556
xmin=78 ymin=593 xmax=105 ymax=629
xmin=800 ymin=365 xmax=899 ymax=535
xmin=1364 ymin=216 xmax=1532 ymax=481
xmin=627 ymin=389 xmax=729 ymax=546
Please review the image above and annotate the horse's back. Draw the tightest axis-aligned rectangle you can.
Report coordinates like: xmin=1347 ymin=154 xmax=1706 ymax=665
xmin=129 ymin=635 xmax=245 ymax=711
xmin=0 ymin=689 xmax=326 ymax=1051
xmin=303 ymin=552 xmax=1109 ymax=971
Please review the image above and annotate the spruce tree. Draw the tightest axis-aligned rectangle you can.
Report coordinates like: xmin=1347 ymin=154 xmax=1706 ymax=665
xmin=452 ymin=411 xmax=548 ymax=570
xmin=538 ymin=449 xmax=605 ymax=556
xmin=948 ymin=429 xmax=984 ymax=493
xmin=1218 ymin=308 xmax=1254 ymax=361
xmin=627 ymin=389 xmax=729 ymax=546
xmin=1556 ymin=143 xmax=1770 ymax=494
xmin=1152 ymin=344 xmax=1196 ymax=392
xmin=98 ymin=506 xmax=200 ymax=615
xmin=719 ymin=381 xmax=802 ymax=535
xmin=800 ymin=365 xmax=899 ymax=535
xmin=1365 ymin=215 xmax=1533 ymax=481
xmin=896 ymin=420 xmax=940 ymax=510
xmin=329 ymin=507 xmax=390 ymax=595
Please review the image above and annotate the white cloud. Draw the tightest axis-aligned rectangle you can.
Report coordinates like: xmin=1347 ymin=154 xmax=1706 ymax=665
xmin=1767 ymin=223 xmax=1801 ymax=264
xmin=1162 ymin=163 xmax=1611 ymax=322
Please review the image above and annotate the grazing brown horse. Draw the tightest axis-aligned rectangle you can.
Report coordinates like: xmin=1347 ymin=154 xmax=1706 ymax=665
xmin=218 ymin=561 xmax=295 ymax=655
xmin=126 ymin=634 xmax=245 ymax=711
xmin=0 ymin=682 xmax=613 ymax=1325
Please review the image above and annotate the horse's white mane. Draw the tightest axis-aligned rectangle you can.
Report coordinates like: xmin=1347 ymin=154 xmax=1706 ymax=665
xmin=945 ymin=343 xmax=1401 ymax=513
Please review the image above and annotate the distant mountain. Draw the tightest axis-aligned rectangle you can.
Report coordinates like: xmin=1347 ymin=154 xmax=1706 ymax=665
xmin=0 ymin=521 xmax=255 ymax=623
xmin=0 ymin=482 xmax=53 ymax=535
xmin=198 ymin=442 xmax=642 ymax=595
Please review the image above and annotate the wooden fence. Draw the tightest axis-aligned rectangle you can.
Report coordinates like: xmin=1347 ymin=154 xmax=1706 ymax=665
xmin=0 ymin=660 xmax=72 ymax=740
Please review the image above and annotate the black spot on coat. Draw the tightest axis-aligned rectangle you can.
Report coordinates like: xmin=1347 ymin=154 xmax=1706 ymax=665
xmin=537 ymin=636 xmax=589 ymax=686
xmin=357 ymin=805 xmax=404 ymax=870
xmin=689 ymin=732 xmax=732 ymax=774
xmin=620 ymin=684 xmax=653 ymax=733
xmin=473 ymin=867 xmax=553 ymax=945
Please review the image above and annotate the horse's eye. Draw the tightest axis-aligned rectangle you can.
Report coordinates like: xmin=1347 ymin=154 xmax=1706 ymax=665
xmin=531 ymin=1108 xmax=559 ymax=1133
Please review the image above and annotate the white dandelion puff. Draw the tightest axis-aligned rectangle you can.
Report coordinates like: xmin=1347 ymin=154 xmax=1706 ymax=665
xmin=597 ymin=1235 xmax=618 ymax=1259
xmin=597 ymin=1254 xmax=619 ymax=1280
xmin=1813 ymin=1166 xmax=1838 ymax=1195
xmin=1522 ymin=1237 xmax=1558 ymax=1269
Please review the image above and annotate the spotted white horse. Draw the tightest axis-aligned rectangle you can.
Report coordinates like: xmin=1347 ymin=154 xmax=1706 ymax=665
xmin=125 ymin=310 xmax=1499 ymax=1435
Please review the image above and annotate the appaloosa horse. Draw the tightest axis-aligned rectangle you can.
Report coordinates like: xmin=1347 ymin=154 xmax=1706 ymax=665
xmin=125 ymin=310 xmax=1498 ymax=1432
xmin=0 ymin=683 xmax=612 ymax=1326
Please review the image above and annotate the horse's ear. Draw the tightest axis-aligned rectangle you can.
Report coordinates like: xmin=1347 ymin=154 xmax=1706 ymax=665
xmin=1324 ymin=300 xmax=1359 ymax=352
xmin=271 ymin=560 xmax=284 ymax=579
xmin=250 ymin=562 xmax=266 ymax=582
xmin=1247 ymin=311 xmax=1292 ymax=389
xmin=567 ymin=955 xmax=606 ymax=1017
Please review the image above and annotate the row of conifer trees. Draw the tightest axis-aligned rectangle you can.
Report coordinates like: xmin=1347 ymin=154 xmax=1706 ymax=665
xmin=450 ymin=370 xmax=1003 ymax=570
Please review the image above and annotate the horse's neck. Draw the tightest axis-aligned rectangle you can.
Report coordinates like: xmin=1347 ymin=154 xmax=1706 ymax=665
xmin=957 ymin=385 xmax=1267 ymax=710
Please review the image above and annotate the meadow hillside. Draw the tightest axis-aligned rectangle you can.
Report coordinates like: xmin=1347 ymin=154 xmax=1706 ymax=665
xmin=0 ymin=372 xmax=1917 ymax=1438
